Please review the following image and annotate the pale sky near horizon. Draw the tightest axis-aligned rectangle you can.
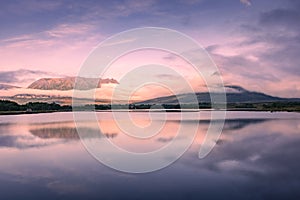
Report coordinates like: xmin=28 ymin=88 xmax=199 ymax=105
xmin=0 ymin=0 xmax=299 ymax=98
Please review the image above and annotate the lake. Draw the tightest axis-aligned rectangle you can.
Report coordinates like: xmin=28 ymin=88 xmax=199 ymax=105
xmin=0 ymin=111 xmax=299 ymax=200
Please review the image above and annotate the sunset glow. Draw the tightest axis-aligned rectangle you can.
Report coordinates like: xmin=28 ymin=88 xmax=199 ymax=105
xmin=1 ymin=0 xmax=299 ymax=99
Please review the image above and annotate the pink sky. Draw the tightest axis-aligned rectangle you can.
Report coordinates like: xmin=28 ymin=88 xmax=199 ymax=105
xmin=0 ymin=0 xmax=299 ymax=98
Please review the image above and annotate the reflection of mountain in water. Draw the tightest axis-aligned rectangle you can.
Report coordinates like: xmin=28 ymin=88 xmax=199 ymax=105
xmin=30 ymin=127 xmax=118 ymax=140
xmin=222 ymin=119 xmax=268 ymax=131
xmin=30 ymin=127 xmax=79 ymax=139
xmin=156 ymin=119 xmax=269 ymax=143
xmin=0 ymin=118 xmax=270 ymax=149
xmin=0 ymin=124 xmax=118 ymax=149
xmin=189 ymin=118 xmax=269 ymax=131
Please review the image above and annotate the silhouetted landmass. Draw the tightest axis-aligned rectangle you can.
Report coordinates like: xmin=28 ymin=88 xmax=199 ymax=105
xmin=0 ymin=99 xmax=300 ymax=115
xmin=0 ymin=100 xmax=71 ymax=114
xmin=139 ymin=85 xmax=300 ymax=104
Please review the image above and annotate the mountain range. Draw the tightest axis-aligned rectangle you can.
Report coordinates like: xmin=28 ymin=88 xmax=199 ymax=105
xmin=138 ymin=85 xmax=300 ymax=104
xmin=0 ymin=77 xmax=299 ymax=104
xmin=28 ymin=77 xmax=119 ymax=90
xmin=0 ymin=77 xmax=119 ymax=91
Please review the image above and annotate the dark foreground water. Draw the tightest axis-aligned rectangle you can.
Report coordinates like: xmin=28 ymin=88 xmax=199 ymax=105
xmin=0 ymin=111 xmax=299 ymax=200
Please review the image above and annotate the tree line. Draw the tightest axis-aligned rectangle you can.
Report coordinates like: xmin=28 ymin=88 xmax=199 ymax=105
xmin=0 ymin=100 xmax=71 ymax=111
xmin=0 ymin=99 xmax=299 ymax=112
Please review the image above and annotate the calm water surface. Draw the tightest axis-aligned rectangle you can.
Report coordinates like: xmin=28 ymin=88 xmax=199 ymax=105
xmin=0 ymin=111 xmax=299 ymax=200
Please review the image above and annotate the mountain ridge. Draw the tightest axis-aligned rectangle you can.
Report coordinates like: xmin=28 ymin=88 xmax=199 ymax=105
xmin=138 ymin=85 xmax=300 ymax=104
xmin=27 ymin=77 xmax=119 ymax=90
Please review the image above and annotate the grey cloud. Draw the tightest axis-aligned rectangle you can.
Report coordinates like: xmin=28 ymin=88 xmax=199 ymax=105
xmin=255 ymin=4 xmax=300 ymax=75
xmin=260 ymin=42 xmax=300 ymax=76
xmin=155 ymin=74 xmax=180 ymax=80
xmin=205 ymin=44 xmax=220 ymax=53
xmin=218 ymin=1 xmax=300 ymax=80
xmin=211 ymin=53 xmax=280 ymax=82
xmin=235 ymin=33 xmax=300 ymax=76
xmin=162 ymin=54 xmax=177 ymax=61
xmin=211 ymin=71 xmax=220 ymax=77
xmin=259 ymin=8 xmax=300 ymax=30
xmin=240 ymin=0 xmax=251 ymax=7
xmin=0 ymin=69 xmax=61 ymax=84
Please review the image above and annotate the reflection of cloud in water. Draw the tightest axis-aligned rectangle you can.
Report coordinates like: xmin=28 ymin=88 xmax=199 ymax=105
xmin=156 ymin=137 xmax=174 ymax=143
xmin=0 ymin=134 xmax=57 ymax=149
xmin=0 ymin=113 xmax=300 ymax=199
xmin=184 ymin=119 xmax=300 ymax=199
xmin=47 ymin=180 xmax=88 ymax=195
xmin=0 ymin=122 xmax=117 ymax=149
xmin=0 ymin=117 xmax=270 ymax=150
xmin=0 ymin=123 xmax=65 ymax=149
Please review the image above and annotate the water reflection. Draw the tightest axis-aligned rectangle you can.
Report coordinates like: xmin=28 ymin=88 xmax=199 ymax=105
xmin=0 ymin=112 xmax=299 ymax=200
xmin=0 ymin=117 xmax=269 ymax=151
xmin=0 ymin=121 xmax=119 ymax=149
xmin=30 ymin=127 xmax=79 ymax=139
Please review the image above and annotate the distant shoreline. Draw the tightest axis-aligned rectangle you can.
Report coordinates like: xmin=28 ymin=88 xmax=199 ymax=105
xmin=0 ymin=109 xmax=299 ymax=116
xmin=0 ymin=110 xmax=59 ymax=115
xmin=1 ymin=99 xmax=299 ymax=115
